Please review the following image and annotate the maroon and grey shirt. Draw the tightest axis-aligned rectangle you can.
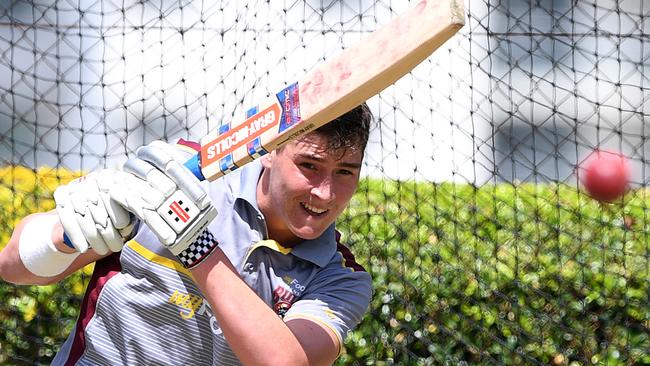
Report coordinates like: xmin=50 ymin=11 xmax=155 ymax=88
xmin=52 ymin=140 xmax=372 ymax=365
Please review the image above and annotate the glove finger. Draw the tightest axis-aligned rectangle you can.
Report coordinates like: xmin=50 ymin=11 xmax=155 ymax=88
xmin=135 ymin=144 xmax=207 ymax=208
xmin=145 ymin=169 xmax=176 ymax=199
xmin=136 ymin=144 xmax=175 ymax=172
xmin=137 ymin=145 xmax=200 ymax=189
xmin=164 ymin=162 xmax=209 ymax=209
xmin=75 ymin=204 xmax=109 ymax=256
xmin=89 ymin=193 xmax=129 ymax=254
xmin=142 ymin=209 xmax=177 ymax=246
xmin=89 ymin=194 xmax=126 ymax=252
xmin=123 ymin=157 xmax=156 ymax=181
xmin=100 ymin=192 xmax=133 ymax=230
xmin=54 ymin=186 xmax=89 ymax=253
xmin=97 ymin=169 xmax=133 ymax=230
xmin=123 ymin=157 xmax=176 ymax=196
xmin=100 ymin=224 xmax=125 ymax=253
xmin=88 ymin=193 xmax=110 ymax=231
xmin=148 ymin=140 xmax=190 ymax=163
xmin=109 ymin=173 xmax=159 ymax=217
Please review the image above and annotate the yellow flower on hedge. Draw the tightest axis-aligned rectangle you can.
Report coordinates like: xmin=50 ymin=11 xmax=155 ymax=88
xmin=0 ymin=166 xmax=37 ymax=192
xmin=23 ymin=299 xmax=37 ymax=322
xmin=0 ymin=185 xmax=11 ymax=205
xmin=0 ymin=165 xmax=84 ymax=251
xmin=38 ymin=166 xmax=82 ymax=193
xmin=72 ymin=281 xmax=85 ymax=296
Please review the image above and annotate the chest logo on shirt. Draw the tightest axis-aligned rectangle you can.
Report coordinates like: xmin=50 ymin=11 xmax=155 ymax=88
xmin=283 ymin=275 xmax=306 ymax=292
xmin=272 ymin=276 xmax=307 ymax=317
xmin=168 ymin=290 xmax=224 ymax=336
xmin=169 ymin=290 xmax=203 ymax=319
xmin=274 ymin=300 xmax=292 ymax=318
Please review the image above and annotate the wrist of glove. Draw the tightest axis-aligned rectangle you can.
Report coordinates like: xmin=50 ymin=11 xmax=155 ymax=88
xmin=110 ymin=140 xmax=218 ymax=268
xmin=54 ymin=169 xmax=137 ymax=254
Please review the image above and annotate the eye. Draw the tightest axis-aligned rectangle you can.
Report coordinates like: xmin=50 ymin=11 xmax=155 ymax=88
xmin=299 ymin=162 xmax=316 ymax=170
xmin=337 ymin=169 xmax=354 ymax=176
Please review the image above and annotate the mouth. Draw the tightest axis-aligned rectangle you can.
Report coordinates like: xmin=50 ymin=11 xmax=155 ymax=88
xmin=300 ymin=201 xmax=329 ymax=216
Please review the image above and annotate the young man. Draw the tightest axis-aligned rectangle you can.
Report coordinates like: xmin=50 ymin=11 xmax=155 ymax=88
xmin=0 ymin=104 xmax=374 ymax=366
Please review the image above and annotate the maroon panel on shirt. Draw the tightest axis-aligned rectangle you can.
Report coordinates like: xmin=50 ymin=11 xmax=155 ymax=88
xmin=65 ymin=253 xmax=122 ymax=366
xmin=335 ymin=230 xmax=366 ymax=272
xmin=177 ymin=138 xmax=201 ymax=152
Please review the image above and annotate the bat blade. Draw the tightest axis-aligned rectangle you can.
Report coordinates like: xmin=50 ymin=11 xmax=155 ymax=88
xmin=193 ymin=0 xmax=465 ymax=181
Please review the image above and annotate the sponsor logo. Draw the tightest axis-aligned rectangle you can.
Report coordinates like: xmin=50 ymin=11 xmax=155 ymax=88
xmin=168 ymin=200 xmax=190 ymax=223
xmin=274 ymin=300 xmax=292 ymax=318
xmin=273 ymin=276 xmax=307 ymax=317
xmin=282 ymin=275 xmax=306 ymax=293
xmin=168 ymin=290 xmax=223 ymax=335
xmin=168 ymin=290 xmax=203 ymax=319
xmin=273 ymin=286 xmax=296 ymax=304
xmin=202 ymin=103 xmax=281 ymax=165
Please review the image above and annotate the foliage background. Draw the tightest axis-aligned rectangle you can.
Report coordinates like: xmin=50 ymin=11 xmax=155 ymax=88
xmin=0 ymin=167 xmax=647 ymax=365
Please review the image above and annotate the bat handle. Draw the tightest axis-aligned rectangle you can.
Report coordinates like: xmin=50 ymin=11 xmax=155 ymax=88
xmin=62 ymin=153 xmax=206 ymax=250
xmin=184 ymin=153 xmax=206 ymax=181
xmin=62 ymin=232 xmax=75 ymax=249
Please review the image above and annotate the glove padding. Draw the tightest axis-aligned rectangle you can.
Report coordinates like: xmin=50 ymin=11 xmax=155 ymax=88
xmin=54 ymin=169 xmax=136 ymax=254
xmin=111 ymin=140 xmax=217 ymax=259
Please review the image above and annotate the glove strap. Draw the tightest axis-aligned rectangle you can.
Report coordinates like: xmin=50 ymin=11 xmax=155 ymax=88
xmin=177 ymin=229 xmax=219 ymax=268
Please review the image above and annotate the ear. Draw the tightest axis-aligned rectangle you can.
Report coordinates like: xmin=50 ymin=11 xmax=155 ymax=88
xmin=261 ymin=151 xmax=274 ymax=168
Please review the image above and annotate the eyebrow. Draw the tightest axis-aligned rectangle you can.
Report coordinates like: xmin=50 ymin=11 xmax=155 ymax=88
xmin=297 ymin=153 xmax=362 ymax=169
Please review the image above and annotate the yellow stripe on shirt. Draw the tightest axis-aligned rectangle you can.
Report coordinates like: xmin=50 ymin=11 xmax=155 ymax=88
xmin=127 ymin=240 xmax=193 ymax=278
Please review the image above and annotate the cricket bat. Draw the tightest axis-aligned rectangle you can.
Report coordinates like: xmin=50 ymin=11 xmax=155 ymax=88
xmin=62 ymin=0 xmax=464 ymax=250
xmin=185 ymin=0 xmax=465 ymax=181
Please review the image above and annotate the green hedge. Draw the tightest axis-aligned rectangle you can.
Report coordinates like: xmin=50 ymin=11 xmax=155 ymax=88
xmin=0 ymin=167 xmax=91 ymax=365
xmin=1 ymin=167 xmax=648 ymax=365
xmin=337 ymin=180 xmax=649 ymax=365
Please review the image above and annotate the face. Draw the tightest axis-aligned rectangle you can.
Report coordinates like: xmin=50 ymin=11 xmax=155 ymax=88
xmin=257 ymin=133 xmax=363 ymax=246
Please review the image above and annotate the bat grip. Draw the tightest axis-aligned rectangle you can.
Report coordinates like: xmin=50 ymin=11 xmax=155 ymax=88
xmin=184 ymin=153 xmax=206 ymax=181
xmin=62 ymin=153 xmax=205 ymax=251
xmin=62 ymin=232 xmax=75 ymax=249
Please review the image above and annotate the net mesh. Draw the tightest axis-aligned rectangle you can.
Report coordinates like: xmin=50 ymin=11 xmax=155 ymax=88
xmin=1 ymin=0 xmax=649 ymax=364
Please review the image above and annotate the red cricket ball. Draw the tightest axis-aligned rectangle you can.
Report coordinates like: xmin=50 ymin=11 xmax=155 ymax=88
xmin=579 ymin=150 xmax=630 ymax=202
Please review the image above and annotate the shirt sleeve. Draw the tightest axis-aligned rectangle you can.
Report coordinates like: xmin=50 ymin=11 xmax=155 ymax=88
xmin=282 ymin=260 xmax=372 ymax=349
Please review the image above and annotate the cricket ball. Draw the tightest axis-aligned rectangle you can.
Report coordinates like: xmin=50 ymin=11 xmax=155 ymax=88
xmin=579 ymin=150 xmax=630 ymax=202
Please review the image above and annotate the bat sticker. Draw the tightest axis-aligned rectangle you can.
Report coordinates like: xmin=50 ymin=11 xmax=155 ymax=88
xmin=201 ymin=103 xmax=282 ymax=166
xmin=278 ymin=82 xmax=301 ymax=133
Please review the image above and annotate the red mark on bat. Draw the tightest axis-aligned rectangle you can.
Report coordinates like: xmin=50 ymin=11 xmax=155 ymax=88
xmin=333 ymin=61 xmax=352 ymax=93
xmin=302 ymin=70 xmax=329 ymax=104
xmin=392 ymin=19 xmax=411 ymax=35
xmin=312 ymin=70 xmax=324 ymax=86
xmin=337 ymin=62 xmax=352 ymax=81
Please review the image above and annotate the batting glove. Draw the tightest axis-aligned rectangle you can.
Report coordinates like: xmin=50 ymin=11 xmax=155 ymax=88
xmin=54 ymin=169 xmax=137 ymax=254
xmin=111 ymin=140 xmax=218 ymax=268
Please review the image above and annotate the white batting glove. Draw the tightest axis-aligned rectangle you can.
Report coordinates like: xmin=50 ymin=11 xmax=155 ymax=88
xmin=54 ymin=169 xmax=137 ymax=254
xmin=110 ymin=140 xmax=218 ymax=268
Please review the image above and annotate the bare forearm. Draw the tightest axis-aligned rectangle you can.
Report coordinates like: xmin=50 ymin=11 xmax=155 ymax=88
xmin=0 ymin=211 xmax=101 ymax=285
xmin=191 ymin=249 xmax=310 ymax=366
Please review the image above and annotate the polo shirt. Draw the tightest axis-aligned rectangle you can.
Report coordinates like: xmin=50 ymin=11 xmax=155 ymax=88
xmin=52 ymin=141 xmax=372 ymax=365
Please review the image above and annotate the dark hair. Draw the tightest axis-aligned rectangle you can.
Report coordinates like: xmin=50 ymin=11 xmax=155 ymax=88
xmin=312 ymin=102 xmax=373 ymax=154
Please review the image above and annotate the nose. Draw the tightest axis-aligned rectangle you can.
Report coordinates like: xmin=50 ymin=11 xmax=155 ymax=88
xmin=311 ymin=175 xmax=335 ymax=202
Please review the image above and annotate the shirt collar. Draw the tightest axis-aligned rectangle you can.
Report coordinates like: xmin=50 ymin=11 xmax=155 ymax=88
xmin=290 ymin=224 xmax=337 ymax=267
xmin=236 ymin=159 xmax=263 ymax=210
xmin=232 ymin=160 xmax=337 ymax=268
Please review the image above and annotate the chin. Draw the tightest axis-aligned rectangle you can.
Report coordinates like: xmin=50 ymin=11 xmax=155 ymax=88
xmin=293 ymin=226 xmax=326 ymax=241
